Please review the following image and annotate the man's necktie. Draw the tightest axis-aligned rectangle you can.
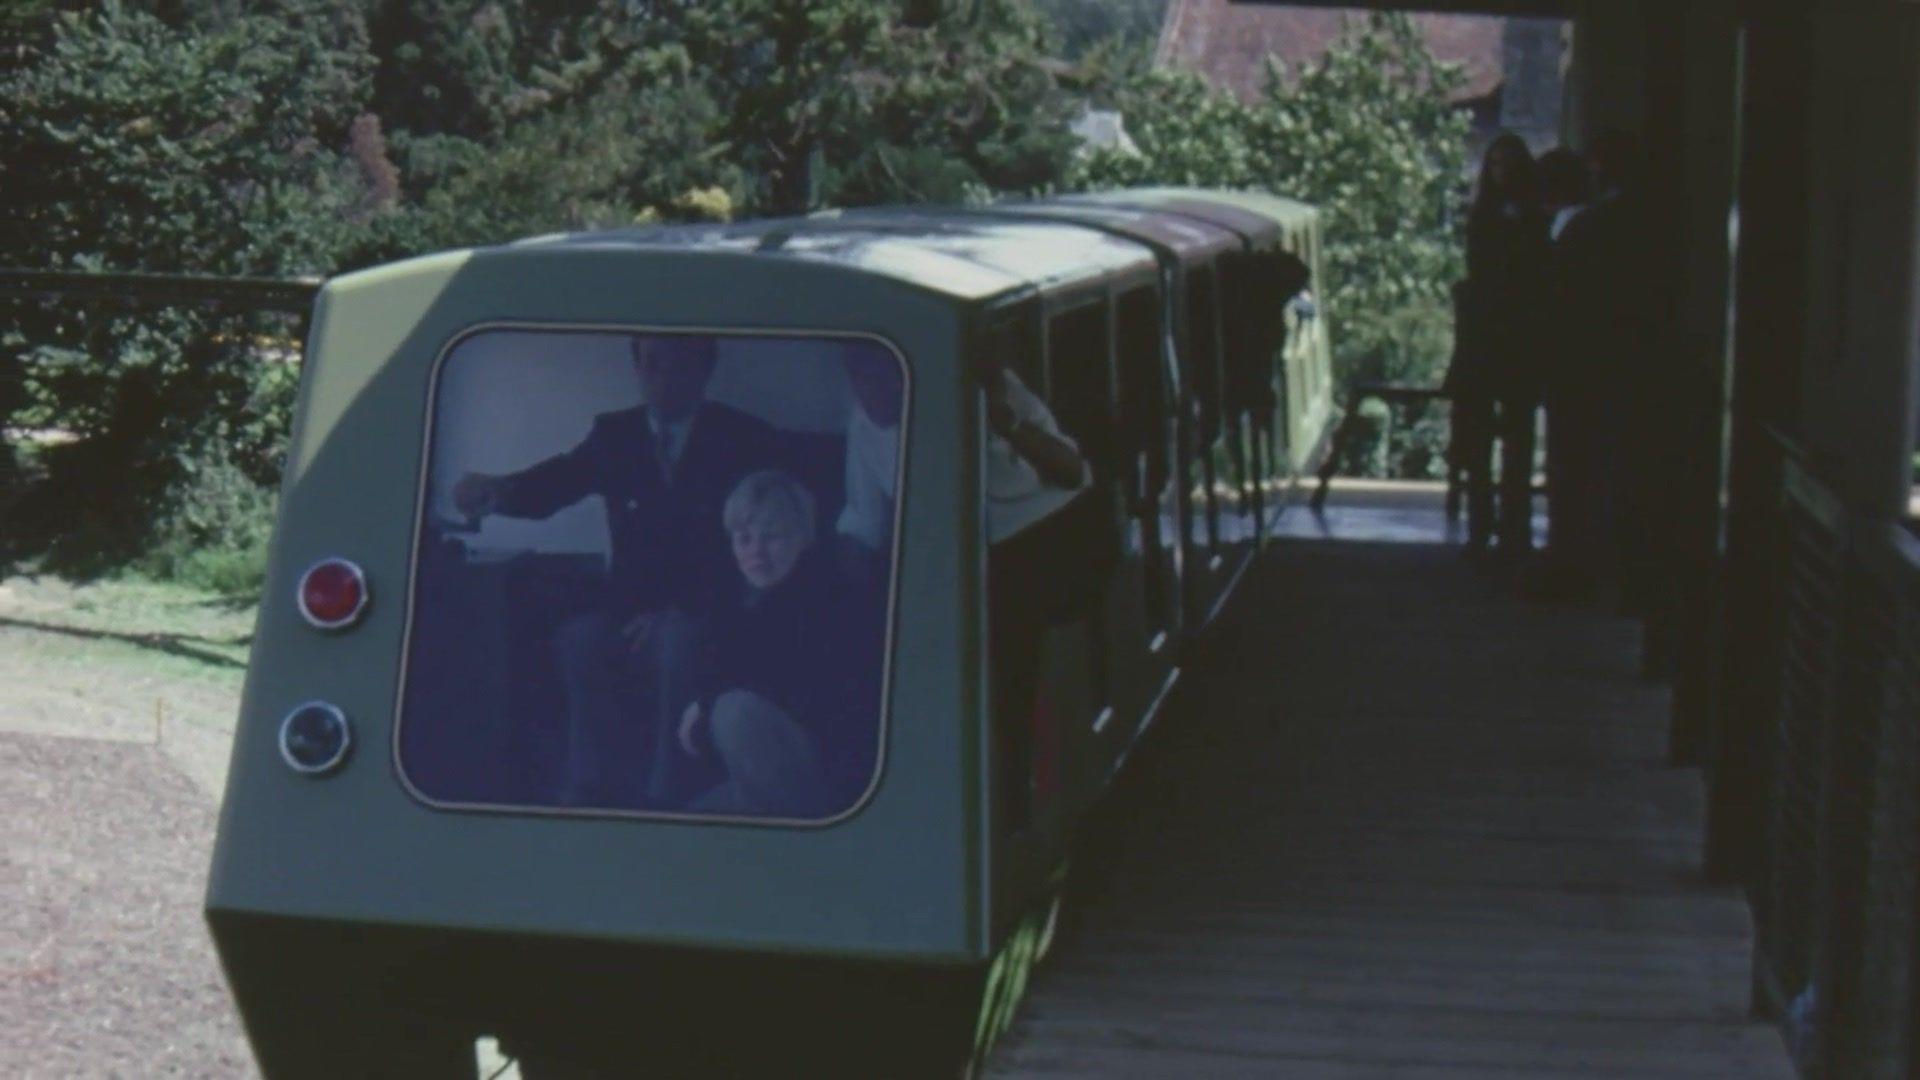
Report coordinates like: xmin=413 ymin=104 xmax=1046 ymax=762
xmin=654 ymin=426 xmax=674 ymax=483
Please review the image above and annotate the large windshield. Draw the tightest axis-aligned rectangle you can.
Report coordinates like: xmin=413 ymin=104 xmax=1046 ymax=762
xmin=398 ymin=328 xmax=905 ymax=823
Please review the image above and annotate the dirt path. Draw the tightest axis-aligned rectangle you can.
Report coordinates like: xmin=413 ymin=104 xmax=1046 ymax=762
xmin=1 ymin=576 xmax=253 ymax=1078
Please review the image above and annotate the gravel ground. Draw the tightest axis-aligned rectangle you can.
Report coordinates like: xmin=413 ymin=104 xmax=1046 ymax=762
xmin=0 ymin=576 xmax=523 ymax=1078
xmin=3 ymin=732 xmax=253 ymax=1078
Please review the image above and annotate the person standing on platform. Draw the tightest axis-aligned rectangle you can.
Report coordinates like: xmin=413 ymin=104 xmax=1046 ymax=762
xmin=1447 ymin=133 xmax=1552 ymax=563
xmin=1553 ymin=130 xmax=1656 ymax=601
xmin=1528 ymin=146 xmax=1606 ymax=599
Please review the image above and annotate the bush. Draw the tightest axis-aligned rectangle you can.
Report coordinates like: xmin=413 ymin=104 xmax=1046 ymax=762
xmin=0 ymin=2 xmax=368 ymax=574
xmin=137 ymin=442 xmax=277 ymax=596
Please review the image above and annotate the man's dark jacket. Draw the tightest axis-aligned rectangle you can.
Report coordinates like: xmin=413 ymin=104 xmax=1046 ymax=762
xmin=494 ymin=402 xmax=779 ymax=615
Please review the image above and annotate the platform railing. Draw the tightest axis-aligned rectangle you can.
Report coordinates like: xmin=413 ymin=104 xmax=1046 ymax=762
xmin=1727 ymin=437 xmax=1920 ymax=1078
xmin=0 ymin=268 xmax=322 ymax=315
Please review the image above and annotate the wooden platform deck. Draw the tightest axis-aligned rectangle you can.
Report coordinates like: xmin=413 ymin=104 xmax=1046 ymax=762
xmin=989 ymin=492 xmax=1795 ymax=1078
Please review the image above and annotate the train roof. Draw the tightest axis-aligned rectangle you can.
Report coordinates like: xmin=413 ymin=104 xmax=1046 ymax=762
xmin=1061 ymin=188 xmax=1319 ymax=247
xmin=516 ymin=212 xmax=1158 ymax=304
xmin=1117 ymin=186 xmax=1322 ymax=226
xmin=328 ymin=191 xmax=1317 ymax=308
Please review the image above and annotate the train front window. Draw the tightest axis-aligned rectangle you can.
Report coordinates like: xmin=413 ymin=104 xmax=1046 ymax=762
xmin=398 ymin=329 xmax=905 ymax=823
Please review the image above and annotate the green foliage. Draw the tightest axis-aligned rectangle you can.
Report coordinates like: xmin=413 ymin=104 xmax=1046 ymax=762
xmin=2 ymin=0 xmax=1471 ymax=585
xmin=1068 ymin=13 xmax=1471 ymax=478
xmin=1069 ymin=68 xmax=1261 ymax=187
xmin=136 ymin=438 xmax=278 ymax=595
xmin=1258 ymin=15 xmax=1469 ymax=389
xmin=646 ymin=0 xmax=1074 ymax=212
xmin=1 ymin=0 xmax=1081 ymax=581
xmin=0 ymin=1 xmax=370 ymax=573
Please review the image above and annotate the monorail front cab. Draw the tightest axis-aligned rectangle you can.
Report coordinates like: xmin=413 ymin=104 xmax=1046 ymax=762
xmin=205 ymin=212 xmax=1191 ymax=1074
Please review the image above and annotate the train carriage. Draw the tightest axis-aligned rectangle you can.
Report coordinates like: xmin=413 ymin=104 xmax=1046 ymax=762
xmin=1069 ymin=187 xmax=1337 ymax=496
xmin=205 ymin=192 xmax=1332 ymax=1077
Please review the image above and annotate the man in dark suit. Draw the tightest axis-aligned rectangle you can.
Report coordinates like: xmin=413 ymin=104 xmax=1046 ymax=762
xmin=454 ymin=334 xmax=779 ymax=807
xmin=1552 ymin=131 xmax=1661 ymax=614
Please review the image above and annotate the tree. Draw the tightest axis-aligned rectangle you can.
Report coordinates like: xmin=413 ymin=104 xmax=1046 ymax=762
xmin=1250 ymin=14 xmax=1469 ymax=390
xmin=648 ymin=0 xmax=1075 ymax=214
xmin=0 ymin=0 xmax=375 ymax=570
xmin=1029 ymin=0 xmax=1167 ymax=60
xmin=0 ymin=0 xmax=1080 ymax=579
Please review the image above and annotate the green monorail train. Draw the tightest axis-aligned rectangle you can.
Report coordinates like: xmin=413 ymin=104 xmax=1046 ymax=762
xmin=204 ymin=188 xmax=1335 ymax=1077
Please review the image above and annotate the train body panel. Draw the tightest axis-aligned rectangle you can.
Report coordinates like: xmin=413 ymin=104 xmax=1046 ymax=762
xmin=210 ymin=246 xmax=986 ymax=961
xmin=204 ymin=192 xmax=1336 ymax=1074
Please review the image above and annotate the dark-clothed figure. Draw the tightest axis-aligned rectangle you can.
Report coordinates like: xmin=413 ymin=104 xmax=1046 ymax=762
xmin=453 ymin=335 xmax=778 ymax=806
xmin=1555 ymin=131 xmax=1667 ymax=630
xmin=675 ymin=471 xmax=884 ymax=817
xmin=1449 ymin=133 xmax=1552 ymax=560
xmin=1533 ymin=146 xmax=1608 ymax=597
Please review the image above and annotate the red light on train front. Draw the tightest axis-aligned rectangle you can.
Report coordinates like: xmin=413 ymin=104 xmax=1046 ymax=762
xmin=297 ymin=558 xmax=369 ymax=630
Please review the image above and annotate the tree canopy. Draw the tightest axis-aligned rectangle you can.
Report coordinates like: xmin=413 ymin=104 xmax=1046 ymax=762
xmin=1 ymin=2 xmax=1474 ymax=579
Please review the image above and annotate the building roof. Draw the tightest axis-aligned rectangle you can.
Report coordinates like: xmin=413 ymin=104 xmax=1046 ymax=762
xmin=1155 ymin=0 xmax=1506 ymax=105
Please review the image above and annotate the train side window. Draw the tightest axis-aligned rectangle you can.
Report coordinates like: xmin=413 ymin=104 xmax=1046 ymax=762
xmin=397 ymin=329 xmax=904 ymax=824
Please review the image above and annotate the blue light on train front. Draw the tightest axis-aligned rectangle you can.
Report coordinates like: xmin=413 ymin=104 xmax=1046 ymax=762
xmin=279 ymin=702 xmax=352 ymax=776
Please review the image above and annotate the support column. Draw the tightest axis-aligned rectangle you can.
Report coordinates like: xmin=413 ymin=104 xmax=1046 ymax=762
xmin=1665 ymin=1 xmax=1742 ymax=768
xmin=1703 ymin=0 xmax=1815 ymax=892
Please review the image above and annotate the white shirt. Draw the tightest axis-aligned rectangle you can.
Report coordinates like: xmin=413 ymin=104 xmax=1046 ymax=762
xmin=1550 ymin=204 xmax=1586 ymax=242
xmin=835 ymin=405 xmax=899 ymax=551
xmin=1553 ymin=187 xmax=1623 ymax=242
xmin=986 ymin=370 xmax=1090 ymax=543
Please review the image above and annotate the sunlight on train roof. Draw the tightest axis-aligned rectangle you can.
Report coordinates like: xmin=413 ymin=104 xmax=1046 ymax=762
xmin=999 ymin=200 xmax=1241 ymax=256
xmin=530 ymin=215 xmax=1155 ymax=300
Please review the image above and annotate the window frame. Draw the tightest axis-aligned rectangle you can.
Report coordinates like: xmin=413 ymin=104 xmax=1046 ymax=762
xmin=390 ymin=319 xmax=913 ymax=829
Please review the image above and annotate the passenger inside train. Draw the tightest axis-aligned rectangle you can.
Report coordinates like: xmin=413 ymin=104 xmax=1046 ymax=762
xmin=401 ymin=329 xmax=902 ymax=821
xmin=834 ymin=340 xmax=904 ymax=575
xmin=673 ymin=469 xmax=885 ymax=818
xmin=981 ymin=328 xmax=1107 ymax=830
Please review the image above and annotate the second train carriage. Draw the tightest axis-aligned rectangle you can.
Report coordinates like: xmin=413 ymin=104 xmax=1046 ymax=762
xmin=204 ymin=190 xmax=1335 ymax=1076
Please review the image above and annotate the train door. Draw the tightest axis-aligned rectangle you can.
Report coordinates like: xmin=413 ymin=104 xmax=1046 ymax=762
xmin=1183 ymin=263 xmax=1228 ymax=625
xmin=1272 ymin=228 xmax=1326 ymax=480
xmin=1192 ymin=259 xmax=1257 ymax=612
xmin=1219 ymin=252 xmax=1266 ymax=543
xmin=1115 ymin=284 xmax=1181 ymax=656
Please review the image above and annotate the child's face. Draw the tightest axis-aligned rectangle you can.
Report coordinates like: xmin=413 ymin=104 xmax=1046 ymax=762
xmin=731 ymin=505 xmax=809 ymax=590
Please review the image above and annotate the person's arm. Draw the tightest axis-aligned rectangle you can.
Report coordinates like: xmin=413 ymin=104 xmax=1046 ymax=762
xmin=453 ymin=418 xmax=603 ymax=521
xmin=987 ymin=373 xmax=1086 ymax=490
xmin=835 ymin=417 xmax=889 ymax=551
